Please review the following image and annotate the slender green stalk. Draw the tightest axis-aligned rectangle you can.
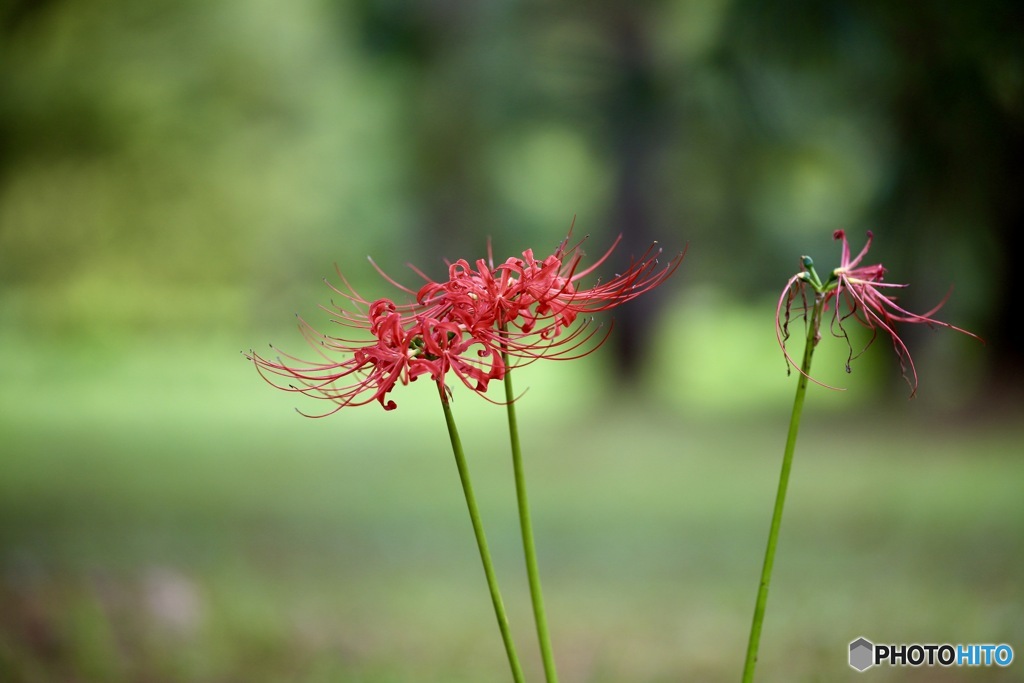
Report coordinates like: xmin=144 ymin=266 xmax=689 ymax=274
xmin=742 ymin=293 xmax=824 ymax=683
xmin=500 ymin=338 xmax=560 ymax=683
xmin=437 ymin=382 xmax=525 ymax=683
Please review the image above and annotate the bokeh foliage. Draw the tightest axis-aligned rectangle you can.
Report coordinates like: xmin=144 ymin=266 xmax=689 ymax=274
xmin=2 ymin=0 xmax=1020 ymax=387
xmin=1 ymin=1 xmax=1022 ymax=681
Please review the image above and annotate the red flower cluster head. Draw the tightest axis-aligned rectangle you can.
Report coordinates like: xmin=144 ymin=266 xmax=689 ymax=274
xmin=777 ymin=229 xmax=981 ymax=396
xmin=247 ymin=232 xmax=683 ymax=415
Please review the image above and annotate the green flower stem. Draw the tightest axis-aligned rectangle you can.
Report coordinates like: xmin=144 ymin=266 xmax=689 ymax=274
xmin=437 ymin=382 xmax=526 ymax=683
xmin=742 ymin=293 xmax=824 ymax=683
xmin=500 ymin=348 xmax=560 ymax=683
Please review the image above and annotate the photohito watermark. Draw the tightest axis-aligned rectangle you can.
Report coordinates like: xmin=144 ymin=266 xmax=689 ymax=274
xmin=849 ymin=637 xmax=1014 ymax=672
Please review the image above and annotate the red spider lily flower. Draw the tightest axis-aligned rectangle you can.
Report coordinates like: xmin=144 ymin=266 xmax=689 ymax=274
xmin=777 ymin=229 xmax=982 ymax=396
xmin=417 ymin=232 xmax=685 ymax=344
xmin=500 ymin=233 xmax=685 ymax=335
xmin=248 ymin=230 xmax=683 ymax=413
xmin=246 ymin=298 xmax=507 ymax=415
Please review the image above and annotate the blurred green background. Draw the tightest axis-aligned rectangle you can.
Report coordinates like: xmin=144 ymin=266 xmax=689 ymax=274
xmin=1 ymin=1 xmax=1021 ymax=681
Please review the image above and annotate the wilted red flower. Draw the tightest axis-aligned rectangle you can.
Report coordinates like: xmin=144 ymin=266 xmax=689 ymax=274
xmin=248 ymin=230 xmax=683 ymax=413
xmin=777 ymin=229 xmax=981 ymax=396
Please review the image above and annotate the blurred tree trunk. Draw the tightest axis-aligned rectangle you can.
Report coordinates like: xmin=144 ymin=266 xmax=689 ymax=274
xmin=600 ymin=6 xmax=674 ymax=385
xmin=351 ymin=0 xmax=493 ymax=269
xmin=871 ymin=3 xmax=1024 ymax=398
xmin=990 ymin=114 xmax=1024 ymax=396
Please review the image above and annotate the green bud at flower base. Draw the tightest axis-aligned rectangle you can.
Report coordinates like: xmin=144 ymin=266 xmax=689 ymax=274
xmin=801 ymin=256 xmax=824 ymax=291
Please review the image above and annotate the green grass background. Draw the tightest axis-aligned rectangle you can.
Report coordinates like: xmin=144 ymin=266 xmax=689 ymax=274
xmin=1 ymin=313 xmax=1019 ymax=682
